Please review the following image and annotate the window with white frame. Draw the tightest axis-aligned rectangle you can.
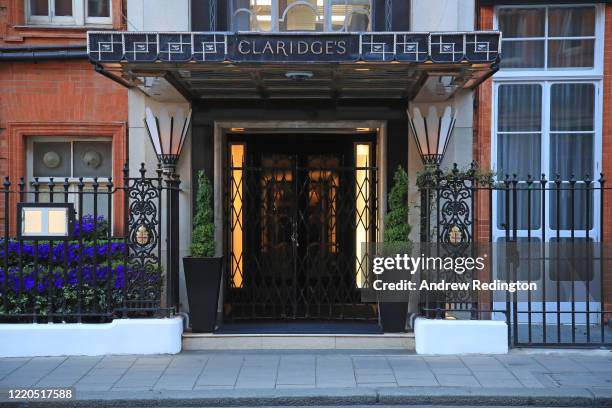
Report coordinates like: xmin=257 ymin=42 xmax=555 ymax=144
xmin=26 ymin=0 xmax=112 ymax=26
xmin=492 ymin=4 xmax=602 ymax=241
xmin=28 ymin=139 xmax=113 ymax=220
xmin=497 ymin=5 xmax=596 ymax=69
xmin=229 ymin=0 xmax=372 ymax=32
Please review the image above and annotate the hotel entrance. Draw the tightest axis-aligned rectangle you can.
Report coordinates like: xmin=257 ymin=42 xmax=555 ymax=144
xmin=225 ymin=134 xmax=377 ymax=320
xmin=88 ymin=29 xmax=501 ymax=331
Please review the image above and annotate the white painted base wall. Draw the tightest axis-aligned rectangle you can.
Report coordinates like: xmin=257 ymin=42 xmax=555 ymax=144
xmin=414 ymin=317 xmax=508 ymax=355
xmin=0 ymin=318 xmax=183 ymax=357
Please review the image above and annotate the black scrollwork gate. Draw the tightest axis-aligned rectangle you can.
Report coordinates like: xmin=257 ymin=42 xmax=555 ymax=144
xmin=123 ymin=164 xmax=164 ymax=313
xmin=420 ymin=164 xmax=477 ymax=317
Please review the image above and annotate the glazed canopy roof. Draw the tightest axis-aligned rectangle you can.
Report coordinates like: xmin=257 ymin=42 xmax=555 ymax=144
xmin=88 ymin=31 xmax=501 ymax=100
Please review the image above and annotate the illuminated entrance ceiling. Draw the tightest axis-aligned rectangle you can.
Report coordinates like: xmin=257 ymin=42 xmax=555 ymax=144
xmin=88 ymin=31 xmax=501 ymax=100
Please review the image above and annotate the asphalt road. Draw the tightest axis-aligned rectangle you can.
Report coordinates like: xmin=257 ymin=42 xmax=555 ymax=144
xmin=139 ymin=405 xmax=572 ymax=408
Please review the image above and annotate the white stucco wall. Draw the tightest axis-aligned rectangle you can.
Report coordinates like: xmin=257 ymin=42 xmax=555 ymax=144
xmin=127 ymin=0 xmax=193 ymax=312
xmin=410 ymin=0 xmax=475 ymax=31
xmin=128 ymin=90 xmax=192 ymax=312
xmin=127 ymin=0 xmax=190 ymax=31
xmin=407 ymin=89 xmax=474 ymax=243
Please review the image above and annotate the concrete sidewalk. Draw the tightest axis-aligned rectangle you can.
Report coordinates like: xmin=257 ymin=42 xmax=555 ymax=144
xmin=0 ymin=350 xmax=611 ymax=406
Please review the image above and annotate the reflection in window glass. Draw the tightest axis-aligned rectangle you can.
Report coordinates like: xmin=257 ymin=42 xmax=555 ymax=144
xmin=230 ymin=0 xmax=370 ymax=32
xmin=88 ymin=0 xmax=110 ymax=17
xmin=253 ymin=0 xmax=273 ymax=31
xmin=549 ymin=84 xmax=595 ymax=230
xmin=549 ymin=238 xmax=596 ymax=282
xmin=498 ymin=6 xmax=597 ymax=70
xmin=30 ymin=0 xmax=49 ymax=16
xmin=548 ymin=39 xmax=595 ymax=68
xmin=496 ymin=133 xmax=542 ymax=230
xmin=33 ymin=142 xmax=72 ymax=178
xmin=497 ymin=84 xmax=542 ymax=132
xmin=496 ymin=84 xmax=543 ymax=230
xmin=73 ymin=142 xmax=113 ymax=178
xmin=54 ymin=0 xmax=73 ymax=16
xmin=283 ymin=0 xmax=320 ymax=31
xmin=498 ymin=8 xmax=545 ymax=38
xmin=501 ymin=40 xmax=545 ymax=69
xmin=550 ymin=84 xmax=595 ymax=132
xmin=548 ymin=7 xmax=595 ymax=37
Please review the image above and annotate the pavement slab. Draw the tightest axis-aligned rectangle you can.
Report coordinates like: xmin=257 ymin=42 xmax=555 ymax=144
xmin=0 ymin=350 xmax=611 ymax=407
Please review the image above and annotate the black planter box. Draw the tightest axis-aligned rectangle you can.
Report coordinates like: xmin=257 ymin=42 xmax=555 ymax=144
xmin=379 ymin=302 xmax=408 ymax=332
xmin=183 ymin=256 xmax=223 ymax=333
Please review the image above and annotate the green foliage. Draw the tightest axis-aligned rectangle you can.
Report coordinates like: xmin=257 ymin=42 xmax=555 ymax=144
xmin=416 ymin=162 xmax=497 ymax=189
xmin=384 ymin=166 xmax=411 ymax=243
xmin=190 ymin=170 xmax=216 ymax=257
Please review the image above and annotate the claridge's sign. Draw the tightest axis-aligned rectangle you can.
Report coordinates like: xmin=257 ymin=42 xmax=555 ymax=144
xmin=228 ymin=34 xmax=360 ymax=62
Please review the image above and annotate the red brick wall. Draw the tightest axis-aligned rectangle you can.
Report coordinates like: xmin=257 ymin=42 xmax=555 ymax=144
xmin=0 ymin=60 xmax=128 ymax=233
xmin=475 ymin=4 xmax=612 ymax=320
xmin=474 ymin=6 xmax=494 ymax=245
xmin=0 ymin=0 xmax=128 ymax=233
xmin=0 ymin=0 xmax=126 ymax=46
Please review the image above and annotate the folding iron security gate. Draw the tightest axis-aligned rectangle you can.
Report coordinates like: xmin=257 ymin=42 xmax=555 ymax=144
xmin=225 ymin=137 xmax=377 ymax=320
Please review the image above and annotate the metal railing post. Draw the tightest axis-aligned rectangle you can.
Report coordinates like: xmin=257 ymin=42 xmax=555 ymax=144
xmin=165 ymin=172 xmax=181 ymax=312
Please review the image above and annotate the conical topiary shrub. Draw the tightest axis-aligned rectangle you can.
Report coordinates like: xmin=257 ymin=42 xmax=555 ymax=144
xmin=380 ymin=166 xmax=412 ymax=333
xmin=384 ymin=166 xmax=411 ymax=243
xmin=190 ymin=170 xmax=215 ymax=257
xmin=183 ymin=170 xmax=222 ymax=332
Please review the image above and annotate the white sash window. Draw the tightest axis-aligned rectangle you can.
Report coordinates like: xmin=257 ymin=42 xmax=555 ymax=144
xmin=492 ymin=4 xmax=603 ymax=241
xmin=26 ymin=0 xmax=112 ymax=26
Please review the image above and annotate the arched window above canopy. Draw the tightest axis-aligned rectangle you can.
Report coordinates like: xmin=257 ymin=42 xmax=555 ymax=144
xmin=229 ymin=0 xmax=371 ymax=32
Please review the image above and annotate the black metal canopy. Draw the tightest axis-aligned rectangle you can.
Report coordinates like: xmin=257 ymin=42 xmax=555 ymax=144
xmin=88 ymin=31 xmax=501 ymax=100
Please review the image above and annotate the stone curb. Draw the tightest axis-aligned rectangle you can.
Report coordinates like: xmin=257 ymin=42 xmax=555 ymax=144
xmin=3 ymin=386 xmax=612 ymax=407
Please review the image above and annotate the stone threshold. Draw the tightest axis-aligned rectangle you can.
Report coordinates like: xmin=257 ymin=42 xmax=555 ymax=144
xmin=182 ymin=332 xmax=415 ymax=350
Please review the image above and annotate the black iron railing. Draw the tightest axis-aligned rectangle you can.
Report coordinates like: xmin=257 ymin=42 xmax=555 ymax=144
xmin=419 ymin=164 xmax=611 ymax=348
xmin=0 ymin=164 xmax=171 ymax=323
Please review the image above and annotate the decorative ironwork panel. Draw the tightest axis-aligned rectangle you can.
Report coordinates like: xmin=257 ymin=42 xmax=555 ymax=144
xmin=123 ymin=165 xmax=163 ymax=312
xmin=87 ymin=31 xmax=501 ymax=63
xmin=360 ymin=33 xmax=395 ymax=62
xmin=158 ymin=34 xmax=193 ymax=62
xmin=430 ymin=34 xmax=465 ymax=63
xmin=394 ymin=33 xmax=429 ymax=62
xmin=123 ymin=33 xmax=159 ymax=62
xmin=88 ymin=32 xmax=123 ymax=61
xmin=0 ymin=164 xmax=166 ymax=323
xmin=420 ymin=166 xmax=477 ymax=317
xmin=465 ymin=33 xmax=501 ymax=63
xmin=193 ymin=33 xmax=227 ymax=62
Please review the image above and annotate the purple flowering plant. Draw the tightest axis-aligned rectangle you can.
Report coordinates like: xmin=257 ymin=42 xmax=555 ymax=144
xmin=0 ymin=215 xmax=162 ymax=321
